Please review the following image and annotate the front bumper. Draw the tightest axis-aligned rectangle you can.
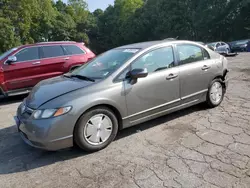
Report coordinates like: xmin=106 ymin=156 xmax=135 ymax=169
xmin=14 ymin=111 xmax=74 ymax=151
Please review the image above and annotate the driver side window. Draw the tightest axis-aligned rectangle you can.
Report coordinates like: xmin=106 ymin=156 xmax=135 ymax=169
xmin=132 ymin=46 xmax=175 ymax=73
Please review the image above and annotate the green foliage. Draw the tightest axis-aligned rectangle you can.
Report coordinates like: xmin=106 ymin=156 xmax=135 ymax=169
xmin=0 ymin=0 xmax=249 ymax=54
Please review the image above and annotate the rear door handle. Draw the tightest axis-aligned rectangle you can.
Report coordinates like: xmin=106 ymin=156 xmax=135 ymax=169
xmin=63 ymin=57 xmax=70 ymax=60
xmin=32 ymin=61 xmax=40 ymax=65
xmin=201 ymin=65 xmax=211 ymax=70
xmin=166 ymin=73 xmax=178 ymax=80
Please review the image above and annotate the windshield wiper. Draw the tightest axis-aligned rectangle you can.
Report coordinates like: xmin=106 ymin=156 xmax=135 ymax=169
xmin=68 ymin=74 xmax=95 ymax=82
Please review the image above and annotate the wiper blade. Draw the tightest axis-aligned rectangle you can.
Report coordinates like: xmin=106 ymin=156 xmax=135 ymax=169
xmin=70 ymin=74 xmax=95 ymax=82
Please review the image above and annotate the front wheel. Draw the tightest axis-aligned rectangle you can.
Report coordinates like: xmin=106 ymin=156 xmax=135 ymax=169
xmin=206 ymin=79 xmax=225 ymax=108
xmin=74 ymin=107 xmax=118 ymax=152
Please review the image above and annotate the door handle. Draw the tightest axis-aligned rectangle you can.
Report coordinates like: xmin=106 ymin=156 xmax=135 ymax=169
xmin=166 ymin=73 xmax=178 ymax=80
xmin=201 ymin=65 xmax=211 ymax=70
xmin=32 ymin=61 xmax=40 ymax=65
xmin=63 ymin=57 xmax=70 ymax=60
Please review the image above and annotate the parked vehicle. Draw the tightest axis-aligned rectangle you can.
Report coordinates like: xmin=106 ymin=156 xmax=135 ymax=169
xmin=15 ymin=40 xmax=229 ymax=152
xmin=0 ymin=41 xmax=95 ymax=98
xmin=205 ymin=42 xmax=231 ymax=55
xmin=230 ymin=39 xmax=250 ymax=52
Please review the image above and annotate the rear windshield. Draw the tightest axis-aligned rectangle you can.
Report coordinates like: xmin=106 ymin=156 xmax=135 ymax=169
xmin=0 ymin=47 xmax=18 ymax=60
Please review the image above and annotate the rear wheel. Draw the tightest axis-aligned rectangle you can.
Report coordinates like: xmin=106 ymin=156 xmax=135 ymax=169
xmin=74 ymin=107 xmax=118 ymax=152
xmin=206 ymin=79 xmax=225 ymax=108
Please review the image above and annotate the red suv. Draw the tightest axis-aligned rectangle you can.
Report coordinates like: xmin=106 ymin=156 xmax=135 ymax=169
xmin=0 ymin=41 xmax=95 ymax=98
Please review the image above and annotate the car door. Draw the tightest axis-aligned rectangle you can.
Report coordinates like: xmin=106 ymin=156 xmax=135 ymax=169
xmin=176 ymin=44 xmax=215 ymax=104
xmin=122 ymin=46 xmax=180 ymax=125
xmin=39 ymin=45 xmax=67 ymax=81
xmin=61 ymin=44 xmax=88 ymax=71
xmin=2 ymin=46 xmax=42 ymax=91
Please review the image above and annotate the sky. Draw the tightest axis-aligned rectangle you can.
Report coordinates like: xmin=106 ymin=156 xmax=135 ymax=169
xmin=62 ymin=0 xmax=114 ymax=12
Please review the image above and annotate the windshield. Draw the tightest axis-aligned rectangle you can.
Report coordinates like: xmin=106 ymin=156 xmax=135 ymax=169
xmin=207 ymin=42 xmax=217 ymax=47
xmin=0 ymin=47 xmax=18 ymax=60
xmin=71 ymin=48 xmax=140 ymax=79
xmin=235 ymin=40 xmax=249 ymax=45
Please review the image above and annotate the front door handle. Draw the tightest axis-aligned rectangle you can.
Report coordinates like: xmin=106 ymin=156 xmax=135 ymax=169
xmin=166 ymin=73 xmax=178 ymax=80
xmin=201 ymin=65 xmax=211 ymax=70
xmin=32 ymin=61 xmax=40 ymax=65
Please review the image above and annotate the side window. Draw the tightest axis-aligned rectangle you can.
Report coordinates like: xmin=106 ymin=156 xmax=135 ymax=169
xmin=15 ymin=47 xmax=39 ymax=62
xmin=177 ymin=45 xmax=204 ymax=65
xmin=216 ymin=43 xmax=221 ymax=48
xmin=42 ymin=45 xmax=64 ymax=58
xmin=63 ymin=45 xmax=85 ymax=55
xmin=132 ymin=47 xmax=175 ymax=73
xmin=203 ymin=49 xmax=210 ymax=60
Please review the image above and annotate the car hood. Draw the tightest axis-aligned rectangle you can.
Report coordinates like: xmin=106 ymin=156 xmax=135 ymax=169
xmin=26 ymin=76 xmax=95 ymax=109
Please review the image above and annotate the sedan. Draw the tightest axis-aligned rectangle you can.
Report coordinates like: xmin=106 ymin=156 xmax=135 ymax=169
xmin=230 ymin=39 xmax=250 ymax=52
xmin=15 ymin=40 xmax=229 ymax=152
xmin=206 ymin=42 xmax=231 ymax=55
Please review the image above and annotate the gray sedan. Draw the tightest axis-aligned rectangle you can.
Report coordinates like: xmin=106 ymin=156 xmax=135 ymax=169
xmin=15 ymin=40 xmax=229 ymax=152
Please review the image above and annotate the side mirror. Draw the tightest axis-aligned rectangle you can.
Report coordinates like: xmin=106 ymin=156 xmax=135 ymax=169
xmin=127 ymin=68 xmax=148 ymax=79
xmin=6 ymin=56 xmax=17 ymax=64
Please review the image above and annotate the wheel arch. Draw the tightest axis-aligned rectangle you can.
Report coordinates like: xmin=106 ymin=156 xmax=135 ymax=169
xmin=74 ymin=103 xmax=124 ymax=135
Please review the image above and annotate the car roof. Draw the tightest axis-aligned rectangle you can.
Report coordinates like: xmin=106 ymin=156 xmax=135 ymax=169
xmin=19 ymin=41 xmax=81 ymax=48
xmin=116 ymin=39 xmax=190 ymax=50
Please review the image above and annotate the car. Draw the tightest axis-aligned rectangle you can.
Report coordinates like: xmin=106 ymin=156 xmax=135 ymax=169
xmin=205 ymin=42 xmax=231 ymax=55
xmin=14 ymin=40 xmax=229 ymax=152
xmin=230 ymin=39 xmax=250 ymax=52
xmin=0 ymin=41 xmax=95 ymax=98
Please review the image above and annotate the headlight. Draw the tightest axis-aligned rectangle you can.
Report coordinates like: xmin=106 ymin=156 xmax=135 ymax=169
xmin=32 ymin=106 xmax=72 ymax=119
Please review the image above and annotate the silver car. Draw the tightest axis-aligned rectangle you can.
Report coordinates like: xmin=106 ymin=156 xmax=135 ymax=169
xmin=15 ymin=40 xmax=229 ymax=152
xmin=206 ymin=42 xmax=231 ymax=55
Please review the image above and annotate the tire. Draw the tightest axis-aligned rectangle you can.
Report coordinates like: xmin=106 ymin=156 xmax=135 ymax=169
xmin=74 ymin=107 xmax=118 ymax=152
xmin=206 ymin=79 xmax=225 ymax=108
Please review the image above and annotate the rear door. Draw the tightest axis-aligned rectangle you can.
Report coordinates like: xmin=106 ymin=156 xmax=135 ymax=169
xmin=61 ymin=44 xmax=88 ymax=71
xmin=2 ymin=46 xmax=42 ymax=91
xmin=176 ymin=44 xmax=215 ymax=104
xmin=39 ymin=45 xmax=67 ymax=80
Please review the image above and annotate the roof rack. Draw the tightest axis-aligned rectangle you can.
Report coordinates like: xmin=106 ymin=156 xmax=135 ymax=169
xmin=36 ymin=41 xmax=77 ymax=44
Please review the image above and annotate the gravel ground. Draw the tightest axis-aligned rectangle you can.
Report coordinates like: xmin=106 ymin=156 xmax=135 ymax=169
xmin=1 ymin=53 xmax=250 ymax=188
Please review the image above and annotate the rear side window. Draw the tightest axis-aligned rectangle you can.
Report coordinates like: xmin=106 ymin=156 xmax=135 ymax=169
xmin=15 ymin=47 xmax=39 ymax=62
xmin=177 ymin=45 xmax=204 ymax=65
xmin=62 ymin=45 xmax=85 ymax=55
xmin=42 ymin=45 xmax=64 ymax=58
xmin=203 ymin=49 xmax=210 ymax=60
xmin=132 ymin=47 xmax=175 ymax=73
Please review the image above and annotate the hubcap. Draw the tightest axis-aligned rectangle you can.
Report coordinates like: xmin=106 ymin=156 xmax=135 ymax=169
xmin=210 ymin=82 xmax=223 ymax=104
xmin=84 ymin=114 xmax=113 ymax=145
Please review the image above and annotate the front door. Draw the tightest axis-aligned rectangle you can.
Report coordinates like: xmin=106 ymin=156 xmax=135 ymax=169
xmin=176 ymin=44 xmax=215 ymax=104
xmin=3 ymin=46 xmax=42 ymax=91
xmin=123 ymin=46 xmax=180 ymax=125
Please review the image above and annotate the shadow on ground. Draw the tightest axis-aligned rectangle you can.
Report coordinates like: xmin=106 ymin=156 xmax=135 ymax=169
xmin=0 ymin=95 xmax=27 ymax=106
xmin=0 ymin=103 xmax=207 ymax=175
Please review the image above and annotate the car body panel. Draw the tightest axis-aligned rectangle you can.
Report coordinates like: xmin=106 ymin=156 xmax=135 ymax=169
xmin=15 ymin=40 xmax=228 ymax=151
xmin=123 ymin=66 xmax=180 ymax=125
